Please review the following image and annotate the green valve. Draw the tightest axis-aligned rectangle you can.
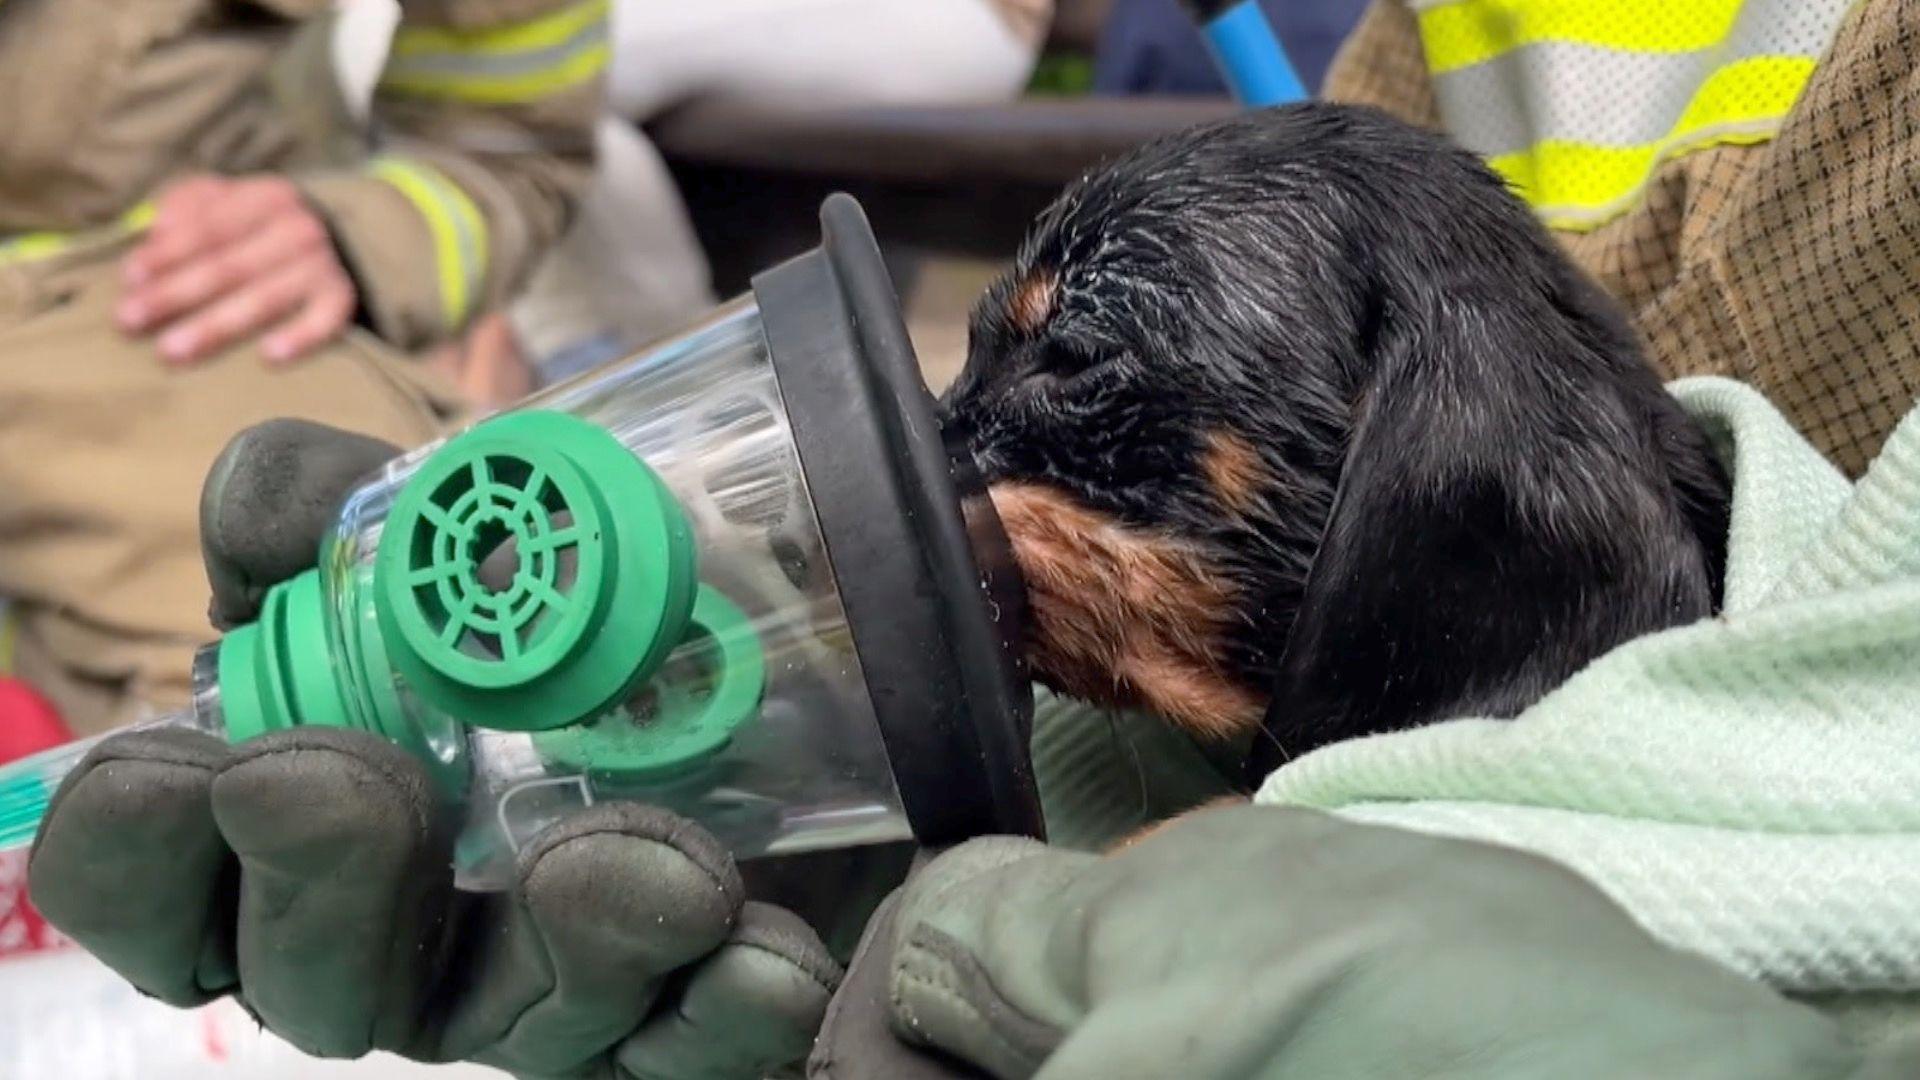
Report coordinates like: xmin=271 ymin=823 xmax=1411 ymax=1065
xmin=214 ymin=410 xmax=765 ymax=796
xmin=215 ymin=564 xmax=459 ymax=786
xmin=535 ymin=587 xmax=766 ymax=783
xmin=376 ymin=411 xmax=698 ymax=732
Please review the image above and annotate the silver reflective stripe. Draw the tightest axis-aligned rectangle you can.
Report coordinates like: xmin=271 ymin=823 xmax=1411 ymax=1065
xmin=383 ymin=20 xmax=609 ymax=84
xmin=1433 ymin=0 xmax=1852 ymax=159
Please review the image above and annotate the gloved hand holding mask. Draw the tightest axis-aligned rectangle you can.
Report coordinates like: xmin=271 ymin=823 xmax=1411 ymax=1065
xmin=30 ymin=418 xmax=840 ymax=1078
xmin=23 ymin=198 xmax=1043 ymax=1077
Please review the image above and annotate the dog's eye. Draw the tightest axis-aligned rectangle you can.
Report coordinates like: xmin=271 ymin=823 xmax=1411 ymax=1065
xmin=1027 ymin=340 xmax=1101 ymax=386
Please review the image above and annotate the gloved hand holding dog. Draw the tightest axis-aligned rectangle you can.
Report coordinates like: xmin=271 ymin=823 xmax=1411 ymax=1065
xmin=815 ymin=806 xmax=1918 ymax=1080
xmin=29 ymin=420 xmax=840 ymax=1079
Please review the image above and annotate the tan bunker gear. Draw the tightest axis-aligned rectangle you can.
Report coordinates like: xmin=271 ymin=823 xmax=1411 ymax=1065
xmin=1327 ymin=0 xmax=1920 ymax=478
xmin=0 ymin=0 xmax=603 ymax=733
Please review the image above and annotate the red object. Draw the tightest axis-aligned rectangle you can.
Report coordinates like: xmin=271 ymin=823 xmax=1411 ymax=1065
xmin=0 ymin=676 xmax=73 ymax=961
xmin=0 ymin=678 xmax=69 ymax=765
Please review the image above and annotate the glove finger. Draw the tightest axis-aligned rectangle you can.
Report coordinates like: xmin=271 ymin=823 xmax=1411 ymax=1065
xmin=886 ymin=837 xmax=1068 ymax=1080
xmin=454 ymin=804 xmax=744 ymax=1077
xmin=616 ymin=902 xmax=842 ymax=1080
xmin=201 ymin=418 xmax=399 ymax=629
xmin=809 ymin=891 xmax=992 ymax=1080
xmin=28 ymin=728 xmax=238 ymax=1007
xmin=211 ymin=727 xmax=455 ymax=1059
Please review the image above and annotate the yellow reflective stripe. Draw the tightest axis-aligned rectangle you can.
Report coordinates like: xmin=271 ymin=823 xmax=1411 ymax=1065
xmin=120 ymin=202 xmax=157 ymax=233
xmin=1416 ymin=0 xmax=1747 ymax=75
xmin=390 ymin=0 xmax=607 ymax=60
xmin=0 ymin=233 xmax=71 ymax=264
xmin=1487 ymin=56 xmax=1817 ymax=231
xmin=381 ymin=0 xmax=609 ymax=104
xmin=365 ymin=158 xmax=490 ymax=327
xmin=0 ymin=201 xmax=158 ymax=267
xmin=380 ymin=42 xmax=608 ymax=104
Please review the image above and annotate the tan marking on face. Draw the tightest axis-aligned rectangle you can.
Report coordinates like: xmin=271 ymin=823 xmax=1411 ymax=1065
xmin=991 ymin=482 xmax=1268 ymax=742
xmin=1008 ymin=268 xmax=1059 ymax=336
xmin=1202 ymin=432 xmax=1267 ymax=515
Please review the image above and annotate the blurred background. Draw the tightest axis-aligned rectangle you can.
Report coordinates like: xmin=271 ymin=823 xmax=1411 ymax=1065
xmin=511 ymin=0 xmax=1368 ymax=395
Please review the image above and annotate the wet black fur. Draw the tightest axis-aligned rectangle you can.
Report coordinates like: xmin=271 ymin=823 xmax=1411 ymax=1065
xmin=942 ymin=104 xmax=1731 ymax=781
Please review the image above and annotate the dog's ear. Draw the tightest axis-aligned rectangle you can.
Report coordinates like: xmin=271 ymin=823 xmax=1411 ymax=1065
xmin=1244 ymin=289 xmax=1701 ymax=780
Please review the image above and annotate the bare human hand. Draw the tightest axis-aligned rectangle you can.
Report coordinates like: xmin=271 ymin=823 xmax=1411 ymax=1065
xmin=118 ymin=176 xmax=357 ymax=365
xmin=428 ymin=311 xmax=535 ymax=413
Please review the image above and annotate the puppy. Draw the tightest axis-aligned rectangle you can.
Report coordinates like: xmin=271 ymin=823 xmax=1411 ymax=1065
xmin=942 ymin=104 xmax=1731 ymax=782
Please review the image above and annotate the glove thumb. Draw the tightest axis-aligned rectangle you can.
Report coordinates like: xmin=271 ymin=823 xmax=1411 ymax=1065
xmin=806 ymin=838 xmax=1060 ymax=1080
xmin=201 ymin=419 xmax=400 ymax=628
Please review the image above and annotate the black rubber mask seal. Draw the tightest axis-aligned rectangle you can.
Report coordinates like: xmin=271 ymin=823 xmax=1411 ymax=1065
xmin=754 ymin=194 xmax=1044 ymax=845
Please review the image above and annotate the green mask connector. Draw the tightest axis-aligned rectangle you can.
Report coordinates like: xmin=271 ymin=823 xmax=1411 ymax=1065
xmin=534 ymin=587 xmax=765 ymax=784
xmin=376 ymin=410 xmax=698 ymax=732
xmin=215 ymin=410 xmax=766 ymax=790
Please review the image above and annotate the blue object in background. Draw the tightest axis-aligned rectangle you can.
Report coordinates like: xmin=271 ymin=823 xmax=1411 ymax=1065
xmin=1199 ymin=1 xmax=1306 ymax=105
xmin=1094 ymin=0 xmax=1368 ymax=99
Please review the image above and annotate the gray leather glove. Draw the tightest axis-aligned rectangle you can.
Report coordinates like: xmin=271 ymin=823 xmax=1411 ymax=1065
xmin=30 ymin=419 xmax=841 ymax=1079
xmin=813 ymin=806 xmax=1920 ymax=1080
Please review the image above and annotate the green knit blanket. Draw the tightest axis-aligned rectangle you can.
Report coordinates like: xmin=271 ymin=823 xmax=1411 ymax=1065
xmin=1254 ymin=377 xmax=1920 ymax=999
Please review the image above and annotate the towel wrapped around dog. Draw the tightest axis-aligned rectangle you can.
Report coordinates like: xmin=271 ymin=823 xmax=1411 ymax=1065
xmin=1255 ymin=377 xmax=1920 ymax=1000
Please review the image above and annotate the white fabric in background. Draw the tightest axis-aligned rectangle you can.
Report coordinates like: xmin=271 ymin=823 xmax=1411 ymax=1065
xmin=0 ymin=948 xmax=503 ymax=1080
xmin=513 ymin=0 xmax=1040 ymax=360
xmin=609 ymin=0 xmax=1037 ymax=116
xmin=508 ymin=117 xmax=714 ymax=363
xmin=330 ymin=0 xmax=399 ymax=124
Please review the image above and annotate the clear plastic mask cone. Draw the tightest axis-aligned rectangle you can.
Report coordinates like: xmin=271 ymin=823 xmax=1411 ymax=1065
xmin=0 ymin=197 xmax=1040 ymax=898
